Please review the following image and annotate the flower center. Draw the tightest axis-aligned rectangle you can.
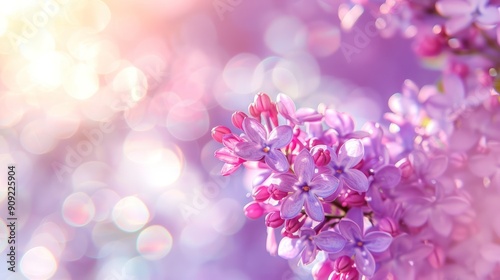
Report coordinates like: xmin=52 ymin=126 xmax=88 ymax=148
xmin=336 ymin=169 xmax=343 ymax=174
xmin=262 ymin=146 xmax=271 ymax=153
xmin=356 ymin=241 xmax=364 ymax=247
xmin=302 ymin=185 xmax=310 ymax=192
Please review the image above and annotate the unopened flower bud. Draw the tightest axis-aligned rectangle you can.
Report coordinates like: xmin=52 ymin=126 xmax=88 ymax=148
xmin=255 ymin=92 xmax=273 ymax=112
xmin=265 ymin=211 xmax=284 ymax=228
xmin=338 ymin=191 xmax=366 ymax=207
xmin=378 ymin=217 xmax=399 ymax=236
xmin=231 ymin=111 xmax=247 ymax=130
xmin=312 ymin=260 xmax=334 ymax=280
xmin=211 ymin=126 xmax=231 ymax=143
xmin=312 ymin=148 xmax=331 ymax=166
xmin=252 ymin=186 xmax=270 ymax=202
xmin=332 ymin=256 xmax=353 ymax=273
xmin=244 ymin=202 xmax=264 ymax=219
xmin=269 ymin=184 xmax=288 ymax=200
xmin=285 ymin=214 xmax=305 ymax=234
xmin=248 ymin=104 xmax=259 ymax=118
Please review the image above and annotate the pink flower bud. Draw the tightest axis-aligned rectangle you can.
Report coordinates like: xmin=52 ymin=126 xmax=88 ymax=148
xmin=248 ymin=104 xmax=259 ymax=118
xmin=244 ymin=202 xmax=264 ymax=219
xmin=285 ymin=214 xmax=305 ymax=234
xmin=396 ymin=157 xmax=413 ymax=180
xmin=413 ymin=35 xmax=443 ymax=57
xmin=338 ymin=191 xmax=366 ymax=208
xmin=255 ymin=92 xmax=273 ymax=112
xmin=427 ymin=245 xmax=446 ymax=269
xmin=211 ymin=126 xmax=231 ymax=143
xmin=312 ymin=260 xmax=334 ymax=280
xmin=265 ymin=211 xmax=284 ymax=228
xmin=448 ymin=61 xmax=469 ymax=79
xmin=269 ymin=184 xmax=288 ymax=200
xmin=252 ymin=186 xmax=270 ymax=202
xmin=378 ymin=217 xmax=399 ymax=236
xmin=231 ymin=111 xmax=247 ymax=130
xmin=332 ymin=256 xmax=353 ymax=273
xmin=312 ymin=148 xmax=331 ymax=166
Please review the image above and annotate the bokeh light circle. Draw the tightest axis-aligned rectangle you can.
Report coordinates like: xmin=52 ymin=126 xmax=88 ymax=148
xmin=112 ymin=196 xmax=150 ymax=232
xmin=21 ymin=246 xmax=57 ymax=280
xmin=136 ymin=225 xmax=173 ymax=260
xmin=166 ymin=100 xmax=209 ymax=141
xmin=62 ymin=192 xmax=96 ymax=227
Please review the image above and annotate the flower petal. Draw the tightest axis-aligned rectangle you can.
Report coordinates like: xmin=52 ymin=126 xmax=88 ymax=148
xmin=338 ymin=139 xmax=364 ymax=168
xmin=403 ymin=206 xmax=430 ymax=227
xmin=242 ymin=117 xmax=267 ymax=144
xmin=268 ymin=125 xmax=293 ymax=149
xmin=314 ymin=231 xmax=346 ymax=253
xmin=338 ymin=219 xmax=362 ymax=242
xmin=342 ymin=169 xmax=369 ymax=192
xmin=469 ymin=154 xmax=497 ymax=177
xmin=424 ymin=155 xmax=448 ymax=179
xmin=481 ymin=244 xmax=500 ymax=262
xmin=274 ymin=173 xmax=298 ymax=192
xmin=438 ymin=196 xmax=469 ymax=215
xmin=444 ymin=14 xmax=473 ymax=35
xmin=375 ymin=165 xmax=401 ymax=188
xmin=235 ymin=142 xmax=264 ymax=161
xmin=215 ymin=147 xmax=240 ymax=164
xmin=364 ymin=231 xmax=393 ymax=252
xmin=429 ymin=209 xmax=452 ymax=236
xmin=278 ymin=236 xmax=303 ymax=259
xmin=354 ymin=248 xmax=376 ymax=277
xmin=294 ymin=149 xmax=315 ymax=183
xmin=265 ymin=150 xmax=290 ymax=173
xmin=276 ymin=93 xmax=299 ymax=124
xmin=304 ymin=193 xmax=324 ymax=222
xmin=310 ymin=174 xmax=339 ymax=197
xmin=221 ymin=163 xmax=241 ymax=176
xmin=301 ymin=242 xmax=318 ymax=265
xmin=281 ymin=192 xmax=305 ymax=220
xmin=436 ymin=0 xmax=474 ymax=17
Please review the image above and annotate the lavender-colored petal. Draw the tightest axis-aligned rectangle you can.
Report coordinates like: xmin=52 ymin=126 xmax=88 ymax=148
xmin=281 ymin=192 xmax=306 ymax=220
xmin=278 ymin=236 xmax=303 ymax=259
xmin=345 ymin=131 xmax=370 ymax=139
xmin=215 ymin=147 xmax=240 ymax=164
xmin=342 ymin=169 xmax=369 ymax=192
xmin=301 ymin=242 xmax=317 ymax=265
xmin=354 ymin=248 xmax=376 ymax=277
xmin=276 ymin=93 xmax=299 ymax=124
xmin=314 ymin=231 xmax=346 ymax=253
xmin=435 ymin=0 xmax=474 ymax=17
xmin=242 ymin=117 xmax=267 ymax=144
xmin=268 ymin=125 xmax=293 ymax=149
xmin=345 ymin=207 xmax=364 ymax=230
xmin=403 ymin=206 xmax=430 ymax=227
xmin=295 ymin=108 xmax=323 ymax=123
xmin=400 ymin=244 xmax=434 ymax=262
xmin=375 ymin=165 xmax=401 ymax=188
xmin=364 ymin=231 xmax=393 ymax=252
xmin=424 ymin=155 xmax=448 ymax=179
xmin=294 ymin=149 xmax=315 ymax=183
xmin=445 ymin=15 xmax=473 ymax=35
xmin=265 ymin=150 xmax=290 ymax=173
xmin=429 ymin=210 xmax=452 ymax=236
xmin=338 ymin=219 xmax=362 ymax=242
xmin=304 ymin=193 xmax=324 ymax=222
xmin=274 ymin=173 xmax=298 ymax=192
xmin=438 ymin=196 xmax=469 ymax=215
xmin=324 ymin=110 xmax=354 ymax=136
xmin=481 ymin=244 xmax=500 ymax=262
xmin=477 ymin=6 xmax=500 ymax=25
xmin=338 ymin=139 xmax=364 ymax=168
xmin=310 ymin=174 xmax=339 ymax=197
xmin=234 ymin=142 xmax=264 ymax=160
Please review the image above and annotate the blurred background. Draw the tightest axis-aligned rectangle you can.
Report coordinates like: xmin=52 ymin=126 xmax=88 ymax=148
xmin=0 ymin=0 xmax=437 ymax=279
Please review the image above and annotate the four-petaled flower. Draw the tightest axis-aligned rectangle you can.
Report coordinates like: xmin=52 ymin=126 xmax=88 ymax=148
xmin=329 ymin=139 xmax=369 ymax=193
xmin=235 ymin=117 xmax=293 ymax=172
xmin=331 ymin=218 xmax=393 ymax=277
xmin=274 ymin=149 xmax=340 ymax=221
xmin=278 ymin=228 xmax=347 ymax=265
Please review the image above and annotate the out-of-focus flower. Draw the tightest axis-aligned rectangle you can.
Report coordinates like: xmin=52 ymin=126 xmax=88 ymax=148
xmin=436 ymin=0 xmax=500 ymax=35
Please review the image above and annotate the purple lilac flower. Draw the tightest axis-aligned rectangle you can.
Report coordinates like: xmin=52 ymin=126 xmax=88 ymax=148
xmin=278 ymin=228 xmax=346 ymax=265
xmin=468 ymin=141 xmax=500 ymax=188
xmin=234 ymin=117 xmax=293 ymax=172
xmin=329 ymin=139 xmax=369 ymax=192
xmin=276 ymin=93 xmax=323 ymax=126
xmin=330 ymin=218 xmax=393 ymax=277
xmin=274 ymin=149 xmax=340 ymax=221
xmin=436 ymin=0 xmax=500 ymax=35
xmin=214 ymin=134 xmax=246 ymax=176
xmin=403 ymin=189 xmax=470 ymax=236
xmin=324 ymin=109 xmax=369 ymax=141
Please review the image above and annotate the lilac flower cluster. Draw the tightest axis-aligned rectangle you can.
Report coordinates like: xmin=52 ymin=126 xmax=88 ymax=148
xmin=211 ymin=1 xmax=500 ymax=279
